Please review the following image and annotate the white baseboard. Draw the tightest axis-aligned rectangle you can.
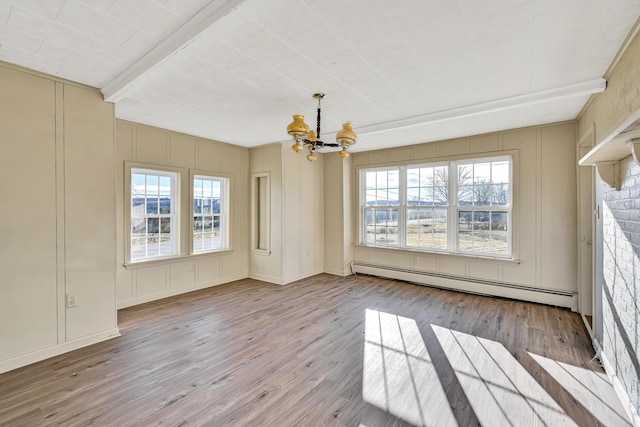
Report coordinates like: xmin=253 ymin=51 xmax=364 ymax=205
xmin=352 ymin=262 xmax=577 ymax=309
xmin=581 ymin=313 xmax=595 ymax=340
xmin=0 ymin=327 xmax=121 ymax=375
xmin=323 ymin=268 xmax=349 ymax=277
xmin=283 ymin=269 xmax=324 ymax=284
xmin=248 ymin=273 xmax=284 ymax=285
xmin=117 ymin=274 xmax=248 ymax=309
xmin=594 ymin=339 xmax=640 ymax=426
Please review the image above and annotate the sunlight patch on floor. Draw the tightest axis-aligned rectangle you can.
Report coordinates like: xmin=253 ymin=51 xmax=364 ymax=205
xmin=431 ymin=324 xmax=577 ymax=426
xmin=362 ymin=309 xmax=457 ymax=426
xmin=529 ymin=352 xmax=631 ymax=426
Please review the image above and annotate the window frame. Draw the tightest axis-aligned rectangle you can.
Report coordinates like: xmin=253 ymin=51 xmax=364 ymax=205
xmin=126 ymin=164 xmax=182 ymax=263
xmin=452 ymin=157 xmax=513 ymax=257
xmin=359 ymin=154 xmax=514 ymax=259
xmin=190 ymin=170 xmax=231 ymax=254
xmin=124 ymin=162 xmax=234 ymax=268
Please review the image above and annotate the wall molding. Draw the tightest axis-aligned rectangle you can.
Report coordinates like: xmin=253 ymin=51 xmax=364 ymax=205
xmin=248 ymin=273 xmax=284 ymax=285
xmin=283 ymin=269 xmax=325 ymax=285
xmin=352 ymin=262 xmax=577 ymax=310
xmin=323 ymin=267 xmax=349 ymax=277
xmin=118 ymin=274 xmax=247 ymax=309
xmin=0 ymin=328 xmax=120 ymax=375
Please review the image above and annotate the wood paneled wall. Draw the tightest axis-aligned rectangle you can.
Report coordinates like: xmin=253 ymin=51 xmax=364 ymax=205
xmin=0 ymin=63 xmax=118 ymax=373
xmin=115 ymin=120 xmax=249 ymax=308
xmin=351 ymin=122 xmax=578 ymax=308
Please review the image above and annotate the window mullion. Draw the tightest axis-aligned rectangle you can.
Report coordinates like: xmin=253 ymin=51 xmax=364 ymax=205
xmin=448 ymin=161 xmax=457 ymax=252
xmin=399 ymin=166 xmax=406 ymax=248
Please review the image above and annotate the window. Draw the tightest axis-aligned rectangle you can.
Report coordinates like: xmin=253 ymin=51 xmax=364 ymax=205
xmin=193 ymin=175 xmax=229 ymax=253
xmin=406 ymin=164 xmax=449 ymax=250
xmin=360 ymin=156 xmax=512 ymax=257
xmin=364 ymin=168 xmax=399 ymax=245
xmin=456 ymin=159 xmax=510 ymax=255
xmin=126 ymin=163 xmax=232 ymax=265
xmin=131 ymin=168 xmax=178 ymax=261
xmin=251 ymin=172 xmax=270 ymax=253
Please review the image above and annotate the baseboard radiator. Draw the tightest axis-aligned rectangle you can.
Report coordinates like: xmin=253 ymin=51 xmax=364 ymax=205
xmin=351 ymin=262 xmax=577 ymax=310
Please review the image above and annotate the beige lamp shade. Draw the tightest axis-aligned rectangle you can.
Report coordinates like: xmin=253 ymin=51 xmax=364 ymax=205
xmin=287 ymin=115 xmax=310 ymax=138
xmin=336 ymin=121 xmax=357 ymax=146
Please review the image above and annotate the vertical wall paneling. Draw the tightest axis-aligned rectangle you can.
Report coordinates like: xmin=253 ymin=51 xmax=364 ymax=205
xmin=136 ymin=125 xmax=167 ymax=165
xmin=0 ymin=63 xmax=119 ymax=374
xmin=55 ymin=82 xmax=66 ymax=344
xmin=63 ymin=85 xmax=117 ymax=341
xmin=535 ymin=128 xmax=543 ymax=287
xmin=248 ymin=144 xmax=284 ymax=284
xmin=323 ymin=155 xmax=343 ymax=275
xmin=540 ymin=125 xmax=578 ymax=291
xmin=115 ymin=122 xmax=133 ymax=302
xmin=115 ymin=121 xmax=249 ymax=308
xmin=0 ymin=67 xmax=58 ymax=361
xmin=249 ymin=143 xmax=324 ymax=284
xmin=168 ymin=133 xmax=196 ymax=169
xmin=351 ymin=122 xmax=578 ymax=308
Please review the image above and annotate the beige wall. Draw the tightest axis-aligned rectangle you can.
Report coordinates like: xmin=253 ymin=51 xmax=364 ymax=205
xmin=248 ymin=144 xmax=324 ymax=284
xmin=324 ymin=154 xmax=353 ymax=276
xmin=282 ymin=147 xmax=324 ymax=283
xmin=115 ymin=120 xmax=249 ymax=308
xmin=249 ymin=144 xmax=283 ymax=283
xmin=351 ymin=122 xmax=578 ymax=308
xmin=0 ymin=63 xmax=118 ymax=373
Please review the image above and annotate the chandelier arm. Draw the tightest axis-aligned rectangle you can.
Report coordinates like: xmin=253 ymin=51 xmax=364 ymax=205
xmin=302 ymin=139 xmax=340 ymax=148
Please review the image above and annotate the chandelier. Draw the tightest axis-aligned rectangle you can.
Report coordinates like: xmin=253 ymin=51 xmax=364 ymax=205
xmin=286 ymin=93 xmax=357 ymax=161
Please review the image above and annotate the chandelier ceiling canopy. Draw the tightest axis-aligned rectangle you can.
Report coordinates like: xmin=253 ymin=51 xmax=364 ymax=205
xmin=286 ymin=93 xmax=357 ymax=161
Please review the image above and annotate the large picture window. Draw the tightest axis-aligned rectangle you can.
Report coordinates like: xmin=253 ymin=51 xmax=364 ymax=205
xmin=131 ymin=168 xmax=178 ymax=261
xmin=360 ymin=156 xmax=512 ymax=258
xmin=193 ymin=175 xmax=229 ymax=253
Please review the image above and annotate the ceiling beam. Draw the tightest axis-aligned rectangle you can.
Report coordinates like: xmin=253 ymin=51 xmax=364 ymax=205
xmin=357 ymin=78 xmax=607 ymax=135
xmin=102 ymin=0 xmax=247 ymax=103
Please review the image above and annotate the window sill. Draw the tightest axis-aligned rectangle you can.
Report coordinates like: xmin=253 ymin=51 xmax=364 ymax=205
xmin=124 ymin=249 xmax=234 ymax=270
xmin=353 ymin=244 xmax=521 ymax=265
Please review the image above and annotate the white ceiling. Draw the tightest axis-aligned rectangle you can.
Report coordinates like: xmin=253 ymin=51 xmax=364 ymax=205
xmin=1 ymin=0 xmax=639 ymax=152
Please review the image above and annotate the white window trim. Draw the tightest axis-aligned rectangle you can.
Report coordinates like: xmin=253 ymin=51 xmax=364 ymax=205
xmin=124 ymin=163 xmax=234 ymax=268
xmin=251 ymin=171 xmax=271 ymax=255
xmin=451 ymin=156 xmax=513 ymax=257
xmin=125 ymin=162 xmax=185 ymax=264
xmin=358 ymin=154 xmax=514 ymax=260
xmin=190 ymin=170 xmax=231 ymax=254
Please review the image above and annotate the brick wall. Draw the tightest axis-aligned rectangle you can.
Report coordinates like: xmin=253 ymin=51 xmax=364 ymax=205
xmin=601 ymin=155 xmax=640 ymax=416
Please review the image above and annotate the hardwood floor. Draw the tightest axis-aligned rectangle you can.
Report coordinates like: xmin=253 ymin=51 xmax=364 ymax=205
xmin=0 ymin=274 xmax=625 ymax=426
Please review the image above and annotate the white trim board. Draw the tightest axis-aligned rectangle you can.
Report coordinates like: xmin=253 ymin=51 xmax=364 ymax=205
xmin=0 ymin=328 xmax=121 ymax=375
xmin=352 ymin=262 xmax=577 ymax=310
xmin=118 ymin=274 xmax=248 ymax=309
xmin=594 ymin=339 xmax=640 ymax=426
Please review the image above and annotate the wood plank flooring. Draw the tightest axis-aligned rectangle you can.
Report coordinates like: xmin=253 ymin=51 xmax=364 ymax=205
xmin=0 ymin=274 xmax=622 ymax=426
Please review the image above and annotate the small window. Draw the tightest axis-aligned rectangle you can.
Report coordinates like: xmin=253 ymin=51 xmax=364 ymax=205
xmin=130 ymin=168 xmax=178 ymax=261
xmin=193 ymin=175 xmax=229 ymax=253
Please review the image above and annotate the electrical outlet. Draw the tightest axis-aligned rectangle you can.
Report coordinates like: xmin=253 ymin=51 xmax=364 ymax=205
xmin=66 ymin=294 xmax=77 ymax=308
